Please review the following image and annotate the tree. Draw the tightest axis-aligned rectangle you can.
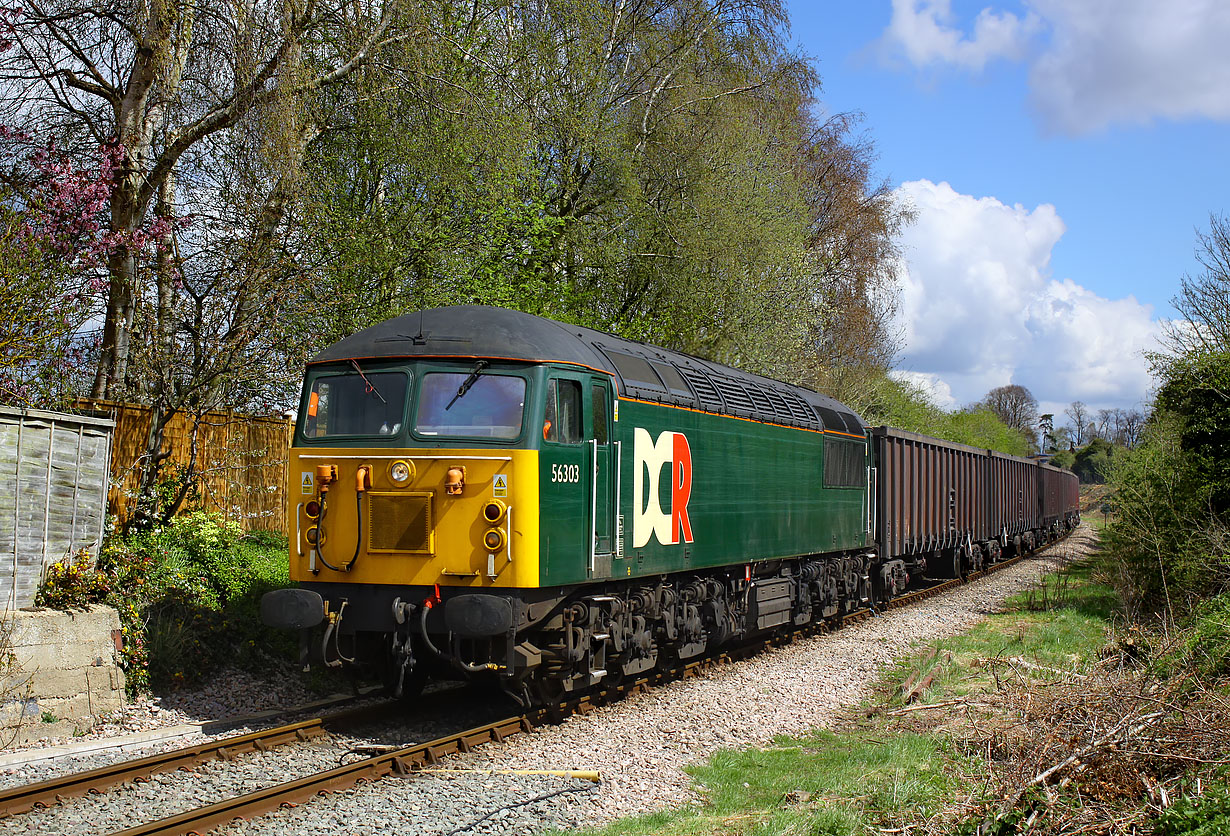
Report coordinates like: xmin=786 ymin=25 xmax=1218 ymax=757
xmin=1157 ymin=212 xmax=1230 ymax=363
xmin=297 ymin=0 xmax=908 ymax=390
xmin=2 ymin=0 xmax=409 ymax=525
xmin=1095 ymin=408 xmax=1114 ymax=440
xmin=1039 ymin=412 xmax=1054 ymax=452
xmin=1065 ymin=400 xmax=1090 ymax=446
xmin=1 ymin=0 xmax=401 ymax=400
xmin=1119 ymin=408 xmax=1146 ymax=448
xmin=981 ymin=384 xmax=1039 ymax=448
xmin=1100 ymin=214 xmax=1230 ymax=617
xmin=0 ymin=137 xmax=165 ymax=404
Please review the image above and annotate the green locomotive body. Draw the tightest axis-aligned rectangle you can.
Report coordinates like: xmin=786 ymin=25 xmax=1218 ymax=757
xmin=263 ymin=305 xmax=889 ymax=702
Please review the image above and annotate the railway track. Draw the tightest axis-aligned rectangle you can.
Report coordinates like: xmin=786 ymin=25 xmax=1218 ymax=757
xmin=0 ymin=543 xmax=1051 ymax=836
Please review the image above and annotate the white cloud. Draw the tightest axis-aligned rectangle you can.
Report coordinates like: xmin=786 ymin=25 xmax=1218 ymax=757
xmin=893 ymin=179 xmax=1158 ymax=411
xmin=889 ymin=370 xmax=958 ymax=409
xmin=1028 ymin=0 xmax=1230 ymax=133
xmin=879 ymin=0 xmax=1230 ymax=133
xmin=882 ymin=0 xmax=1039 ymax=71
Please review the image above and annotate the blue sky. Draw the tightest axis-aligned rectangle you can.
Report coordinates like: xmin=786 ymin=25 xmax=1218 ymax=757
xmin=786 ymin=0 xmax=1230 ymax=421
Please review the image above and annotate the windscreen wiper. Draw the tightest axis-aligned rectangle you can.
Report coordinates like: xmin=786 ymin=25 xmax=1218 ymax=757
xmin=351 ymin=360 xmax=387 ymax=403
xmin=446 ymin=360 xmax=489 ymax=411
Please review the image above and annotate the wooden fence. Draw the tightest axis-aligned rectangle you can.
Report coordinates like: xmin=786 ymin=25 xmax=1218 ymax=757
xmin=77 ymin=401 xmax=292 ymax=535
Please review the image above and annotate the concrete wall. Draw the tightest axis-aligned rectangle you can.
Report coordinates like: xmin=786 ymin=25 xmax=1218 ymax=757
xmin=0 ymin=606 xmax=126 ymax=745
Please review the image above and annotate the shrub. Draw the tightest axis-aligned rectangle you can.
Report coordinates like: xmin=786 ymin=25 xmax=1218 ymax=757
xmin=37 ymin=512 xmax=292 ymax=695
xmin=1155 ymin=784 xmax=1230 ymax=836
xmin=1181 ymin=594 xmax=1230 ymax=679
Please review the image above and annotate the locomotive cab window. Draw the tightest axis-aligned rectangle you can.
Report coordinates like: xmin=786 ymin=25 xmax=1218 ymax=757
xmin=302 ymin=370 xmax=409 ymax=439
xmin=414 ymin=372 xmax=525 ymax=440
xmin=824 ymin=437 xmax=866 ymax=489
xmin=544 ymin=379 xmax=582 ymax=443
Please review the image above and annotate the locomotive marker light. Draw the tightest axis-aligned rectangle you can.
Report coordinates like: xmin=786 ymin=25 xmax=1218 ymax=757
xmin=483 ymin=528 xmax=506 ymax=552
xmin=482 ymin=498 xmax=507 ymax=524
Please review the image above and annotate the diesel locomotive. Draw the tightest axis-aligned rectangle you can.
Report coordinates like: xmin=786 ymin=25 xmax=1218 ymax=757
xmin=261 ymin=305 xmax=1079 ymax=703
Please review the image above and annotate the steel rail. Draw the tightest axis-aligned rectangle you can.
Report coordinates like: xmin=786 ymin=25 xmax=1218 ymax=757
xmin=0 ymin=702 xmax=400 ymax=819
xmin=108 ymin=715 xmax=536 ymax=836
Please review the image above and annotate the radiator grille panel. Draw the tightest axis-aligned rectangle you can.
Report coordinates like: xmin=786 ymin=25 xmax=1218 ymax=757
xmin=368 ymin=492 xmax=433 ymax=553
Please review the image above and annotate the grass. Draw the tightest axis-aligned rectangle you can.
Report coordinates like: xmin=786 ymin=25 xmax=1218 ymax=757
xmin=560 ymin=558 xmax=1119 ymax=836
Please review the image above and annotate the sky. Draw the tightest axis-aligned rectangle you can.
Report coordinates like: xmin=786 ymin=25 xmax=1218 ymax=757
xmin=786 ymin=0 xmax=1230 ymax=422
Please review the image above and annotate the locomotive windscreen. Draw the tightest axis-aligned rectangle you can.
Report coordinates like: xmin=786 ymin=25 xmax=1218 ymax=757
xmin=415 ymin=373 xmax=526 ymax=440
xmin=302 ymin=371 xmax=409 ymax=438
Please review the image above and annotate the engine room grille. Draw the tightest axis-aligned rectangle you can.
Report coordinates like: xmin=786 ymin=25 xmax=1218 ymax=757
xmin=367 ymin=492 xmax=433 ymax=554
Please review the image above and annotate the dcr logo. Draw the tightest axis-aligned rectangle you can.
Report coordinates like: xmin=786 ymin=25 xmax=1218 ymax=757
xmin=632 ymin=428 xmax=693 ymax=548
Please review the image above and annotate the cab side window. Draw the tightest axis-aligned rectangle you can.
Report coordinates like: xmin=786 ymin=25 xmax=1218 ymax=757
xmin=591 ymin=383 xmax=608 ymax=444
xmin=544 ymin=379 xmax=582 ymax=443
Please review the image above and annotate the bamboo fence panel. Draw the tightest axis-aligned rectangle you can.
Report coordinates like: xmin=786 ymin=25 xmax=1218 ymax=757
xmin=77 ymin=400 xmax=292 ymax=534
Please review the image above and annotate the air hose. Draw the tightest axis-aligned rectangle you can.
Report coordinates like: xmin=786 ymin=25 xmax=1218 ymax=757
xmin=418 ymin=604 xmax=503 ymax=673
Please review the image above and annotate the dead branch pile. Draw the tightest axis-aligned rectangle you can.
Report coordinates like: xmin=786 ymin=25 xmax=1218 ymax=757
xmin=958 ymin=666 xmax=1230 ymax=834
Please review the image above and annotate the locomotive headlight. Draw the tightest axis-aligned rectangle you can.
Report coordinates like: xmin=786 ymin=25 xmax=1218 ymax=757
xmin=482 ymin=499 xmax=507 ymax=524
xmin=482 ymin=528 xmax=506 ymax=552
xmin=305 ymin=500 xmax=321 ymax=519
xmin=388 ymin=459 xmax=414 ymax=485
xmin=305 ymin=525 xmax=323 ymax=546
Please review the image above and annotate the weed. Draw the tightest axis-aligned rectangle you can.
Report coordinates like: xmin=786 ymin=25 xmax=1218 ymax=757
xmin=1156 ymin=783 xmax=1230 ymax=836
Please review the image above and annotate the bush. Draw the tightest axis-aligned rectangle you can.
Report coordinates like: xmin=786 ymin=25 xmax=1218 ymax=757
xmin=1181 ymin=594 xmax=1230 ymax=679
xmin=1155 ymin=784 xmax=1230 ymax=836
xmin=38 ymin=512 xmax=292 ymax=694
xmin=1099 ymin=385 xmax=1230 ymax=620
xmin=1074 ymin=437 xmax=1115 ymax=484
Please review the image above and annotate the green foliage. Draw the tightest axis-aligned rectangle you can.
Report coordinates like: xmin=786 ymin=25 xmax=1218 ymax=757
xmin=1074 ymin=437 xmax=1115 ymax=484
xmin=1155 ymin=784 xmax=1230 ymax=836
xmin=298 ymin=0 xmax=908 ymax=390
xmin=857 ymin=373 xmax=1033 ymax=456
xmin=1100 ymin=220 xmax=1230 ymax=621
xmin=1157 ymin=593 xmax=1230 ymax=680
xmin=1154 ymin=352 xmax=1230 ymax=514
xmin=1100 ymin=377 xmax=1230 ymax=619
xmin=1050 ymin=448 xmax=1076 ymax=469
xmin=37 ymin=512 xmax=291 ymax=695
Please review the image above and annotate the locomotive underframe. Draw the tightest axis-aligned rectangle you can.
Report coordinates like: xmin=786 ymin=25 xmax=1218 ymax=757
xmin=293 ymin=548 xmax=902 ymax=703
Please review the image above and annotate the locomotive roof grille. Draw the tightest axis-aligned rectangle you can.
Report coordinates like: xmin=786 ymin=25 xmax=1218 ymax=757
xmin=743 ymin=383 xmax=779 ymax=421
xmin=710 ymin=375 xmax=756 ymax=416
xmin=310 ymin=305 xmax=860 ymax=434
xmin=676 ymin=365 xmax=725 ymax=413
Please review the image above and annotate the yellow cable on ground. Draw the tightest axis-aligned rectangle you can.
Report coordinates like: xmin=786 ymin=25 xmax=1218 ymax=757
xmin=414 ymin=768 xmax=601 ymax=783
